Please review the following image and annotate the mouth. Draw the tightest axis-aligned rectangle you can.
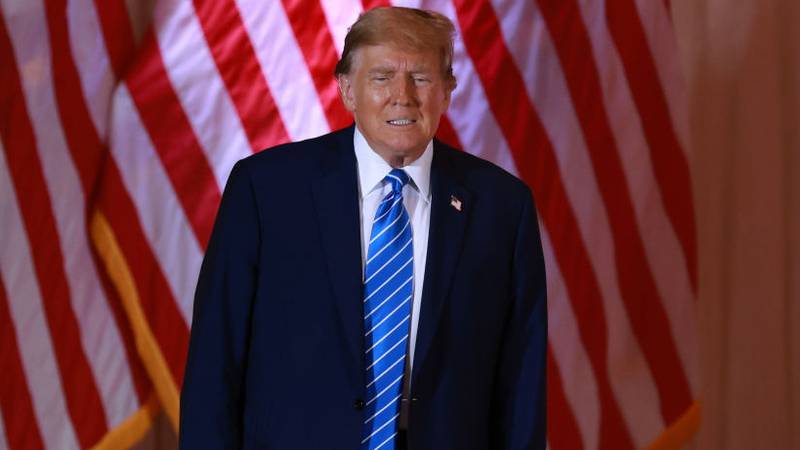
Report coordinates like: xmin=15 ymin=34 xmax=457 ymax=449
xmin=386 ymin=119 xmax=417 ymax=126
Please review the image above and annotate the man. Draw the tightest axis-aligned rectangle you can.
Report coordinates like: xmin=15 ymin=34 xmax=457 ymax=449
xmin=179 ymin=7 xmax=546 ymax=450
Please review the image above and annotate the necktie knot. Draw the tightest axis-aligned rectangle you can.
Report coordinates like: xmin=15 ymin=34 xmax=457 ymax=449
xmin=385 ymin=169 xmax=410 ymax=194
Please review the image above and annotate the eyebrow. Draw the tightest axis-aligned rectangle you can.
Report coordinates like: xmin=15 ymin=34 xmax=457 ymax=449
xmin=368 ymin=68 xmax=394 ymax=75
xmin=367 ymin=66 xmax=432 ymax=75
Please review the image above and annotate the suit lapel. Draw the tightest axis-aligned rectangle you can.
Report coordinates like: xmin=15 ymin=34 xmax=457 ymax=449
xmin=311 ymin=127 xmax=365 ymax=384
xmin=412 ymin=143 xmax=472 ymax=382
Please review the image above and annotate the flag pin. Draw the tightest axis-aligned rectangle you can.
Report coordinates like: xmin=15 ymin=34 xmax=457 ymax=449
xmin=450 ymin=195 xmax=462 ymax=211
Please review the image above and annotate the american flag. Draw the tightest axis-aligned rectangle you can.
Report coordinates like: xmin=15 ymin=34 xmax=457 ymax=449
xmin=0 ymin=0 xmax=699 ymax=448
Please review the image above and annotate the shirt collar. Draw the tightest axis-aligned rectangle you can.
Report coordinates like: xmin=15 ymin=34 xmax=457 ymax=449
xmin=353 ymin=125 xmax=433 ymax=203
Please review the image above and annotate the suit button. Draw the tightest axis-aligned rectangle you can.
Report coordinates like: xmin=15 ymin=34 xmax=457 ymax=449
xmin=411 ymin=397 xmax=419 ymax=403
xmin=354 ymin=399 xmax=365 ymax=410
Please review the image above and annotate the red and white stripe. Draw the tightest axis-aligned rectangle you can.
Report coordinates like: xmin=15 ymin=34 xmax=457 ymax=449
xmin=0 ymin=142 xmax=79 ymax=450
xmin=235 ymin=0 xmax=329 ymax=141
xmin=109 ymin=85 xmax=202 ymax=324
xmin=1 ymin=0 xmax=151 ymax=446
xmin=153 ymin=0 xmax=251 ymax=187
xmin=1 ymin=0 xmax=697 ymax=448
xmin=6 ymin=0 xmax=139 ymax=427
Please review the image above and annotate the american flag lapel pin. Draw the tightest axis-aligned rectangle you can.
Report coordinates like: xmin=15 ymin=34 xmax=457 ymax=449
xmin=450 ymin=195 xmax=462 ymax=212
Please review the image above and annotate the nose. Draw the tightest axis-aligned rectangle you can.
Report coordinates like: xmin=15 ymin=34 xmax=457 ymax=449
xmin=390 ymin=76 xmax=418 ymax=106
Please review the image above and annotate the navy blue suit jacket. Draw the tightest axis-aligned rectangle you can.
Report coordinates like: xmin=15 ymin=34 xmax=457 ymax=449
xmin=179 ymin=126 xmax=547 ymax=449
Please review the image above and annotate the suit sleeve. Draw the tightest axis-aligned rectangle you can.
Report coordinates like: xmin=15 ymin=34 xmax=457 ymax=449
xmin=490 ymin=186 xmax=548 ymax=450
xmin=179 ymin=160 xmax=260 ymax=449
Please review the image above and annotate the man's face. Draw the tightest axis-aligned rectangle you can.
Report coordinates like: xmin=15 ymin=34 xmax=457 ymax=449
xmin=338 ymin=44 xmax=452 ymax=165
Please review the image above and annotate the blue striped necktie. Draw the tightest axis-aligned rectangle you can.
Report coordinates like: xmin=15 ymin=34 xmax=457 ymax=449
xmin=361 ymin=168 xmax=414 ymax=450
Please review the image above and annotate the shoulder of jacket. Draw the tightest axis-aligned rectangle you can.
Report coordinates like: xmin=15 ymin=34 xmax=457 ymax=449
xmin=436 ymin=141 xmax=531 ymax=200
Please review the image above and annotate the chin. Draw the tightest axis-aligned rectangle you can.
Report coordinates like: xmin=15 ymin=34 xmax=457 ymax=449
xmin=389 ymin=131 xmax=428 ymax=148
xmin=384 ymin=139 xmax=426 ymax=157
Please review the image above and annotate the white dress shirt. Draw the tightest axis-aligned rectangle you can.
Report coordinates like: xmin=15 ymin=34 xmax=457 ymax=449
xmin=353 ymin=126 xmax=432 ymax=429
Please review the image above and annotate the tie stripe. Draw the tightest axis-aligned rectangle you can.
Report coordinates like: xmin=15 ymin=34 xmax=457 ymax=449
xmin=367 ymin=353 xmax=407 ymax=388
xmin=364 ymin=238 xmax=413 ymax=284
xmin=366 ymin=219 xmax=411 ymax=265
xmin=365 ymin=281 xmax=412 ymax=320
xmin=364 ymin=259 xmax=413 ymax=304
xmin=362 ymin=169 xmax=413 ymax=450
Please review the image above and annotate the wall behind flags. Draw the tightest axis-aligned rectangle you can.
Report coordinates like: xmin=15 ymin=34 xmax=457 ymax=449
xmin=672 ymin=0 xmax=800 ymax=449
xmin=0 ymin=0 xmax=797 ymax=449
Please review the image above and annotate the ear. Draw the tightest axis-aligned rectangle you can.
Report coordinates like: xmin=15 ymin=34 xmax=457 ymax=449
xmin=444 ymin=77 xmax=456 ymax=103
xmin=338 ymin=74 xmax=356 ymax=112
xmin=440 ymin=78 xmax=454 ymax=111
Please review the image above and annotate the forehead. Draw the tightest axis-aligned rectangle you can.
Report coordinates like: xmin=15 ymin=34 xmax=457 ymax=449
xmin=352 ymin=44 xmax=441 ymax=72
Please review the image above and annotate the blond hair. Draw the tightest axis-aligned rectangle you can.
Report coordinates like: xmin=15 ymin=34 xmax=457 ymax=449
xmin=335 ymin=7 xmax=457 ymax=90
